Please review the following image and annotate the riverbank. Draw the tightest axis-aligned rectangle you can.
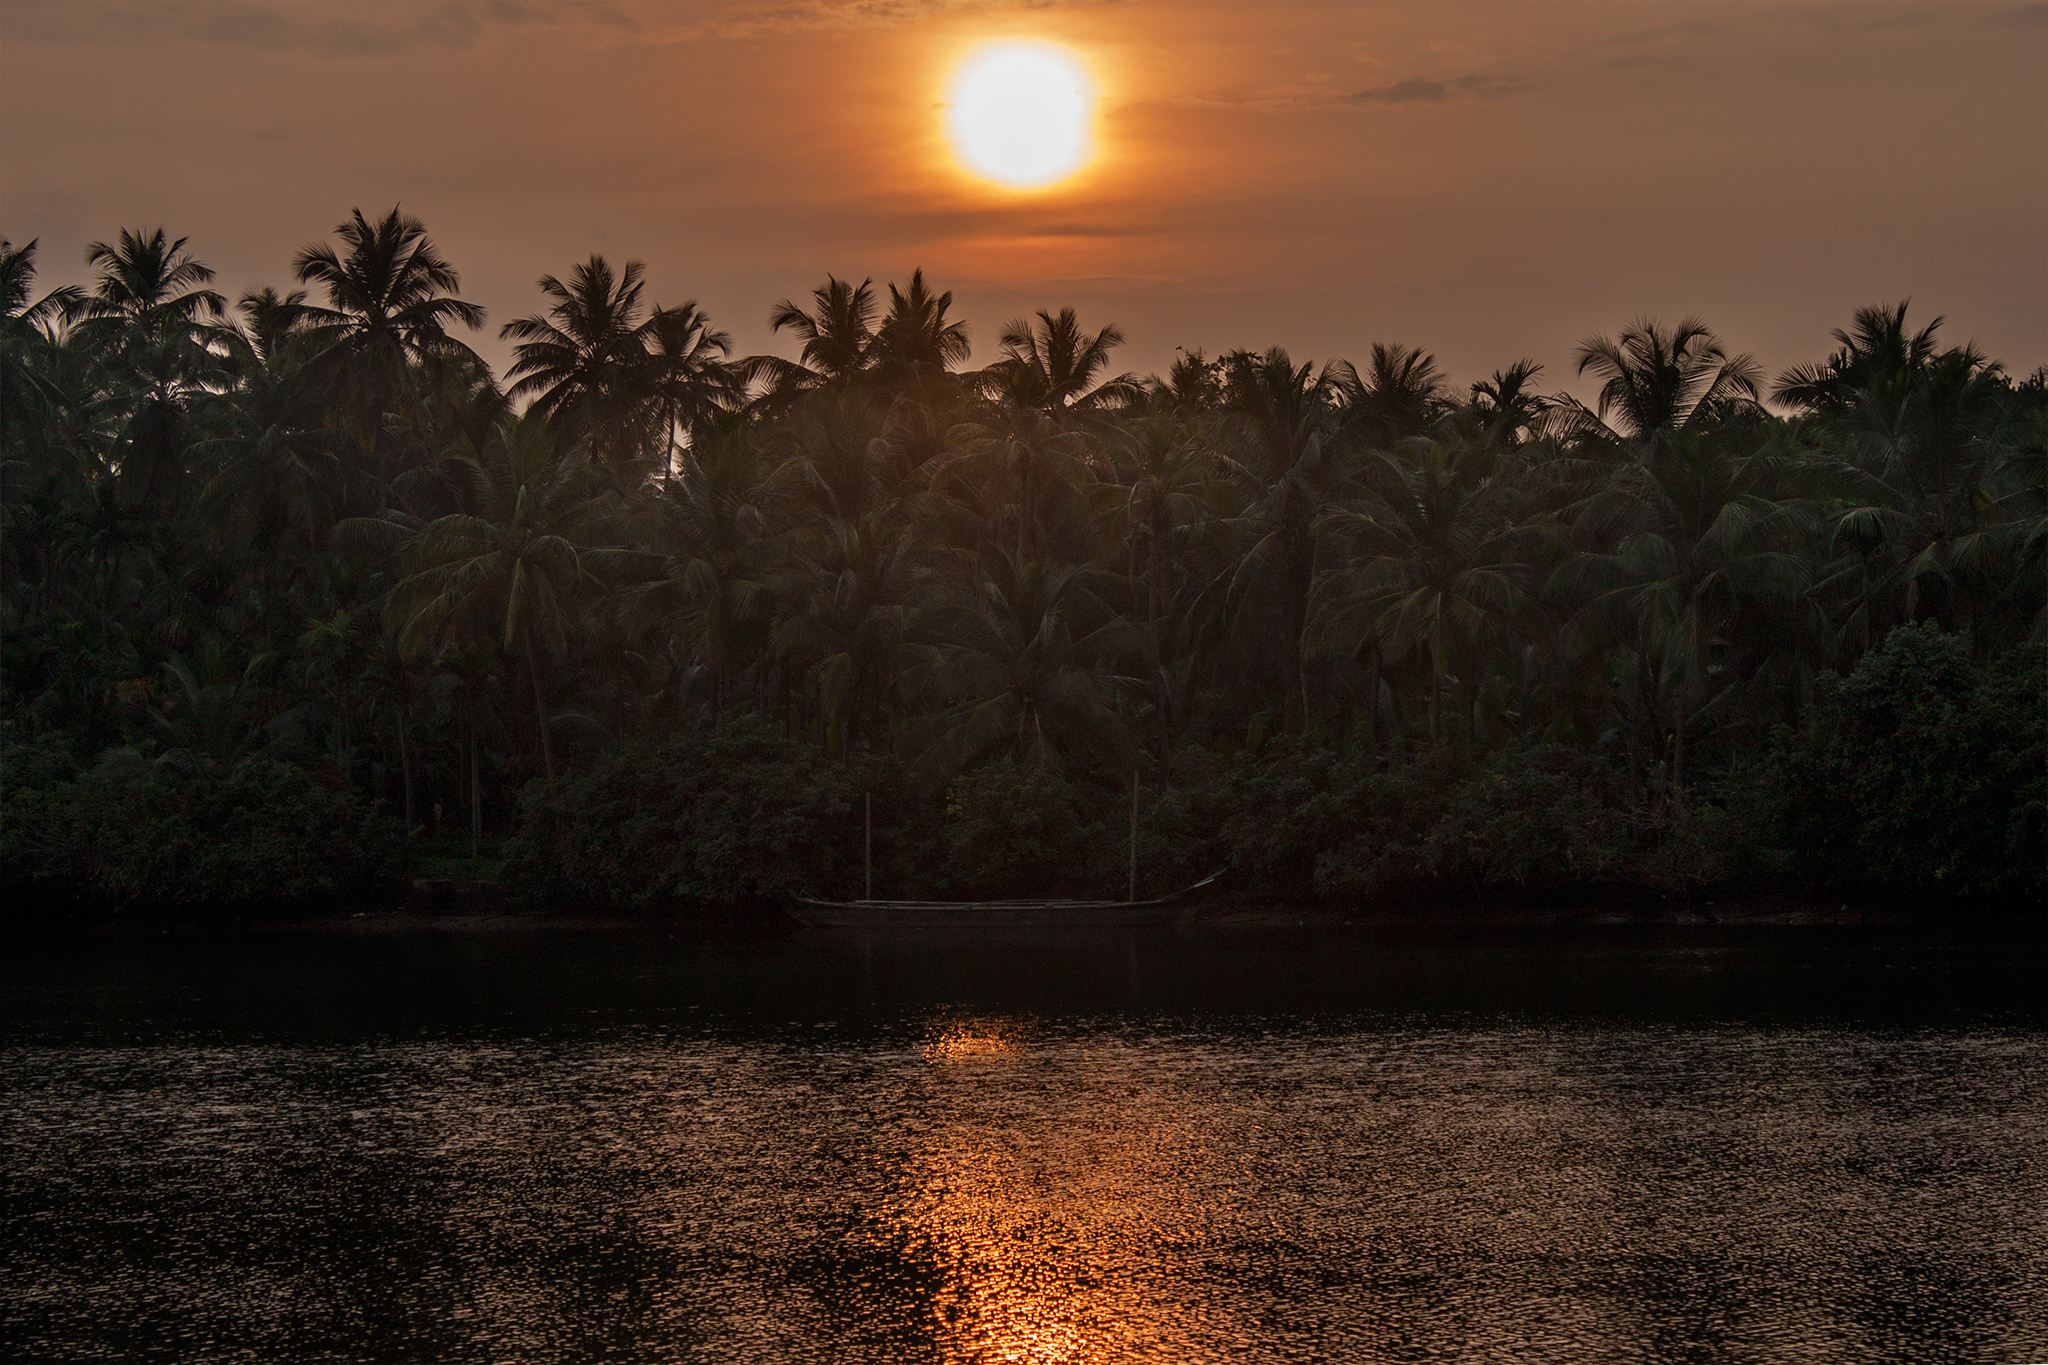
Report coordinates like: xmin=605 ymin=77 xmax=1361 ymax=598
xmin=11 ymin=886 xmax=2036 ymax=938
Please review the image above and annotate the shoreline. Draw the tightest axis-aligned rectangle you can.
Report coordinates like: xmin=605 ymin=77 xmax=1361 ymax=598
xmin=10 ymin=890 xmax=2039 ymax=937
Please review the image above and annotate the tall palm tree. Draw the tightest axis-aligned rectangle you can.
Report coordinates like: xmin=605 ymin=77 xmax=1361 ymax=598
xmin=1333 ymin=342 xmax=1452 ymax=450
xmin=292 ymin=206 xmax=485 ymax=473
xmin=943 ymin=397 xmax=1093 ymax=564
xmin=502 ymin=255 xmax=673 ymax=467
xmin=644 ymin=300 xmax=739 ymax=470
xmin=987 ymin=307 xmax=1139 ymax=411
xmin=770 ymin=513 xmax=939 ymax=751
xmin=0 ymin=239 xmax=84 ymax=453
xmin=1772 ymin=301 xmax=1943 ymax=415
xmin=1466 ymin=360 xmax=1551 ymax=449
xmin=764 ymin=276 xmax=877 ymax=390
xmin=1309 ymin=424 xmax=1542 ymax=745
xmin=868 ymin=269 xmax=971 ymax=379
xmin=1211 ymin=347 xmax=1349 ymax=731
xmin=384 ymin=415 xmax=596 ymax=781
xmin=904 ymin=550 xmax=1142 ymax=778
xmin=1555 ymin=317 xmax=1763 ymax=443
xmin=618 ymin=426 xmax=791 ymax=721
xmin=1549 ymin=428 xmax=1813 ymax=809
xmin=1799 ymin=340 xmax=2033 ymax=649
xmin=75 ymin=228 xmax=226 ymax=515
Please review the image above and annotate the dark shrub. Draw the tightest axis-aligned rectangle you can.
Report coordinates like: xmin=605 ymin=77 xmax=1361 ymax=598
xmin=12 ymin=752 xmax=404 ymax=911
xmin=1776 ymin=625 xmax=2045 ymax=898
xmin=503 ymin=719 xmax=922 ymax=912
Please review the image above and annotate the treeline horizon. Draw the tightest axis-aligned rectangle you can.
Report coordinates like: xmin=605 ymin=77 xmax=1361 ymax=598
xmin=2 ymin=207 xmax=2042 ymax=912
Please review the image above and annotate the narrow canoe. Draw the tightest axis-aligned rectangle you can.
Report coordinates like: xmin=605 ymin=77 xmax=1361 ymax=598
xmin=785 ymin=869 xmax=1226 ymax=928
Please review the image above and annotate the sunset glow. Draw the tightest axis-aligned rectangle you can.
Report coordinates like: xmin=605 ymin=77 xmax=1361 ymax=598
xmin=946 ymin=43 xmax=1095 ymax=190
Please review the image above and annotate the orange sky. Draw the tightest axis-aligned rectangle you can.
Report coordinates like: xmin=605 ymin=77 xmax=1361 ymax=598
xmin=4 ymin=0 xmax=2043 ymax=393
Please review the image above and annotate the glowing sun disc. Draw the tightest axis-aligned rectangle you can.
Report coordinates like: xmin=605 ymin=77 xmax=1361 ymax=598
xmin=947 ymin=43 xmax=1095 ymax=189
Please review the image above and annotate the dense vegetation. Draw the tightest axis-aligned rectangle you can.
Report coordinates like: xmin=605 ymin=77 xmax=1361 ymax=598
xmin=2 ymin=210 xmax=2041 ymax=915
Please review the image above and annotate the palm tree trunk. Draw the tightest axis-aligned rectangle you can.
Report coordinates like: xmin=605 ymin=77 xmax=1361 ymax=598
xmin=397 ymin=703 xmax=414 ymax=835
xmin=468 ymin=721 xmax=482 ymax=860
xmin=1672 ymin=699 xmax=1686 ymax=819
xmin=1366 ymin=653 xmax=1380 ymax=751
xmin=525 ymin=639 xmax=556 ymax=782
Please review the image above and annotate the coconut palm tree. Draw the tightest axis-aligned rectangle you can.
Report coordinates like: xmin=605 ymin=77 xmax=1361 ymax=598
xmin=764 ymin=275 xmax=878 ymax=391
xmin=1210 ymin=347 xmax=1349 ymax=731
xmin=770 ymin=512 xmax=940 ymax=752
xmin=502 ymin=255 xmax=665 ymax=466
xmin=1333 ymin=342 xmax=1452 ymax=450
xmin=73 ymin=228 xmax=227 ymax=513
xmin=1309 ymin=424 xmax=1543 ymax=745
xmin=986 ymin=307 xmax=1140 ymax=412
xmin=1772 ymin=301 xmax=1944 ymax=415
xmin=868 ymin=268 xmax=971 ymax=380
xmin=904 ymin=550 xmax=1142 ymax=778
xmin=384 ymin=414 xmax=597 ymax=781
xmin=1549 ymin=427 xmax=1813 ymax=810
xmin=618 ymin=425 xmax=793 ymax=721
xmin=0 ymin=239 xmax=84 ymax=454
xmin=291 ymin=207 xmax=485 ymax=474
xmin=644 ymin=300 xmax=739 ymax=468
xmin=1554 ymin=317 xmax=1763 ymax=443
xmin=943 ymin=397 xmax=1094 ymax=564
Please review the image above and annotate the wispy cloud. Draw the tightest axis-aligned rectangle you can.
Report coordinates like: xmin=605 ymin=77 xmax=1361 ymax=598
xmin=1986 ymin=2 xmax=2047 ymax=29
xmin=1350 ymin=73 xmax=1525 ymax=104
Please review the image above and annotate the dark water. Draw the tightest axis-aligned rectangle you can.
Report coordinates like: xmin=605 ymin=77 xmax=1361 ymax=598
xmin=2 ymin=921 xmax=2044 ymax=1364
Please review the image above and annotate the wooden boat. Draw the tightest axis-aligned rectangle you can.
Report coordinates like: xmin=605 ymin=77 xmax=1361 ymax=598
xmin=785 ymin=869 xmax=1227 ymax=928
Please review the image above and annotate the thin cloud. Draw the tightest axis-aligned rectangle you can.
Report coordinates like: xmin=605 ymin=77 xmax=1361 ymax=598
xmin=1987 ymin=2 xmax=2047 ymax=28
xmin=1350 ymin=72 xmax=1526 ymax=105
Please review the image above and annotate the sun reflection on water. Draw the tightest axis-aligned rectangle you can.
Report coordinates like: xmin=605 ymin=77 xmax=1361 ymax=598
xmin=896 ymin=1016 xmax=1222 ymax=1362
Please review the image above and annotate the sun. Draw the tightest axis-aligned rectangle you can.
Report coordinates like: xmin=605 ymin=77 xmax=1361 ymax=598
xmin=946 ymin=42 xmax=1096 ymax=190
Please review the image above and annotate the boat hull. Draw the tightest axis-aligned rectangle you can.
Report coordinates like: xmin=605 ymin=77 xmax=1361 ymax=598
xmin=785 ymin=871 xmax=1225 ymax=929
xmin=787 ymin=901 xmax=1195 ymax=929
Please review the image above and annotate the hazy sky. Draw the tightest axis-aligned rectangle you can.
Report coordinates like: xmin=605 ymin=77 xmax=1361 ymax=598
xmin=4 ymin=0 xmax=2043 ymax=395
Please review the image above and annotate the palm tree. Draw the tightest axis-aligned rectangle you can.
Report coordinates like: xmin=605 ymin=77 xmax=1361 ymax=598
xmin=986 ymin=307 xmax=1139 ymax=411
xmin=618 ymin=426 xmax=791 ymax=721
xmin=190 ymin=292 xmax=365 ymax=558
xmin=904 ymin=550 xmax=1142 ymax=778
xmin=1555 ymin=317 xmax=1763 ymax=443
xmin=770 ymin=513 xmax=939 ymax=752
xmin=1211 ymin=347 xmax=1349 ymax=731
xmin=0 ymin=239 xmax=84 ymax=453
xmin=869 ymin=269 xmax=971 ymax=379
xmin=1466 ymin=360 xmax=1551 ymax=449
xmin=644 ymin=301 xmax=739 ymax=470
xmin=75 ymin=228 xmax=226 ymax=513
xmin=291 ymin=206 xmax=485 ymax=473
xmin=502 ymin=255 xmax=664 ymax=466
xmin=1772 ymin=301 xmax=1943 ymax=415
xmin=764 ymin=276 xmax=877 ymax=390
xmin=1549 ymin=428 xmax=1813 ymax=810
xmin=1309 ymin=424 xmax=1542 ymax=745
xmin=1333 ymin=342 xmax=1452 ymax=450
xmin=384 ymin=415 xmax=597 ymax=781
xmin=943 ymin=397 xmax=1093 ymax=564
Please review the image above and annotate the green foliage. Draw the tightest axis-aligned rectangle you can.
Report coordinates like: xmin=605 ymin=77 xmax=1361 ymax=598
xmin=5 ymin=213 xmax=2044 ymax=912
xmin=4 ymin=744 xmax=404 ymax=912
xmin=1777 ymin=625 xmax=2045 ymax=897
xmin=501 ymin=719 xmax=918 ymax=911
xmin=936 ymin=763 xmax=1112 ymax=897
xmin=1423 ymin=745 xmax=1633 ymax=890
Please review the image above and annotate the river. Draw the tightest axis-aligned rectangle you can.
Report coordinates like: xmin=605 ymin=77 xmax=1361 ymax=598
xmin=3 ymin=921 xmax=2043 ymax=1362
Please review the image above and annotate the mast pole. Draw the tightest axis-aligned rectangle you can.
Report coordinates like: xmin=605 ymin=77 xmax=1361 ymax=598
xmin=865 ymin=792 xmax=873 ymax=902
xmin=1129 ymin=771 xmax=1139 ymax=903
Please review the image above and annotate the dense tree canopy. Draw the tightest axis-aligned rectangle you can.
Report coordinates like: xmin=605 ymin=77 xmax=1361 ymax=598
xmin=3 ymin=211 xmax=2042 ymax=910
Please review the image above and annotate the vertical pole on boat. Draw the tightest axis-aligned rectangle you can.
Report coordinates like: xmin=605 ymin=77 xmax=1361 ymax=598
xmin=864 ymin=792 xmax=873 ymax=902
xmin=1129 ymin=770 xmax=1139 ymax=903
